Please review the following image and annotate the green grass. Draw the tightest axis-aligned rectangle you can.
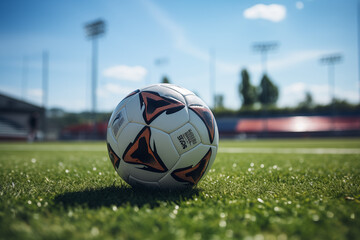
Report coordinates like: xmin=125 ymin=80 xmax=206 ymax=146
xmin=0 ymin=139 xmax=359 ymax=240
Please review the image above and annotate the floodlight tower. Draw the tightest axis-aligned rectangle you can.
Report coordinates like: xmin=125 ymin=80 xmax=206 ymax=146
xmin=84 ymin=19 xmax=106 ymax=128
xmin=252 ymin=41 xmax=278 ymax=134
xmin=42 ymin=51 xmax=49 ymax=108
xmin=42 ymin=50 xmax=49 ymax=140
xmin=320 ymin=53 xmax=342 ymax=131
xmin=253 ymin=42 xmax=278 ymax=74
xmin=320 ymin=54 xmax=342 ymax=104
xmin=358 ymin=1 xmax=360 ymax=104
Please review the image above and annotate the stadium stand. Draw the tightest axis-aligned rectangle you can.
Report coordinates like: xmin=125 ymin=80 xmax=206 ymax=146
xmin=0 ymin=93 xmax=45 ymax=140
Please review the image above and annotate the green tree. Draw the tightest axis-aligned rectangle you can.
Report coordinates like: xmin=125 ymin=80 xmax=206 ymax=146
xmin=298 ymin=91 xmax=314 ymax=109
xmin=239 ymin=69 xmax=257 ymax=107
xmin=258 ymin=74 xmax=279 ymax=106
xmin=161 ymin=76 xmax=170 ymax=84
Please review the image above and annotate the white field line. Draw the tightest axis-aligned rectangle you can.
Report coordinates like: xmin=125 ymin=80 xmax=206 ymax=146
xmin=219 ymin=147 xmax=360 ymax=155
xmin=0 ymin=145 xmax=106 ymax=152
xmin=0 ymin=145 xmax=359 ymax=155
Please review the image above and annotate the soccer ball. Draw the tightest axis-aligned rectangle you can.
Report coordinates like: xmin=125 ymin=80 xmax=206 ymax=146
xmin=106 ymin=84 xmax=218 ymax=189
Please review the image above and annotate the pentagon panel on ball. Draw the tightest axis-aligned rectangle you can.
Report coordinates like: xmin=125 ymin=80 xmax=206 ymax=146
xmin=106 ymin=84 xmax=219 ymax=189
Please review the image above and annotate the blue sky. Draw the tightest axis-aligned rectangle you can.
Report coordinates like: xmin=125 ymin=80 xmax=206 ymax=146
xmin=0 ymin=0 xmax=359 ymax=112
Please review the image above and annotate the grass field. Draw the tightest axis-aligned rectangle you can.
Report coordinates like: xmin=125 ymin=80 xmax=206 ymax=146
xmin=0 ymin=138 xmax=359 ymax=240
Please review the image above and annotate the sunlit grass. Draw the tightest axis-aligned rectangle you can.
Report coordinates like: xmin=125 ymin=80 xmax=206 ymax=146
xmin=0 ymin=139 xmax=359 ymax=239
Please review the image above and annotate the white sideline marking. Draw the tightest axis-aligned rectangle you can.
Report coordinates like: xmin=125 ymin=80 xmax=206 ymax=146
xmin=0 ymin=145 xmax=359 ymax=154
xmin=0 ymin=145 xmax=106 ymax=152
xmin=219 ymin=147 xmax=360 ymax=155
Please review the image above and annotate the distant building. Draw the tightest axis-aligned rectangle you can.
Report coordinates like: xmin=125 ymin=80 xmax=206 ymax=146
xmin=0 ymin=92 xmax=45 ymax=140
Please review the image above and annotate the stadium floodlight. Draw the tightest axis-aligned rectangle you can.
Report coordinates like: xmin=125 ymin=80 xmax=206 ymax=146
xmin=320 ymin=53 xmax=342 ymax=103
xmin=84 ymin=19 xmax=106 ymax=135
xmin=42 ymin=50 xmax=49 ymax=140
xmin=320 ymin=54 xmax=342 ymax=65
xmin=253 ymin=41 xmax=278 ymax=74
xmin=252 ymin=41 xmax=279 ymax=134
xmin=85 ymin=19 xmax=106 ymax=39
xmin=320 ymin=53 xmax=342 ymax=131
xmin=358 ymin=1 xmax=360 ymax=104
xmin=42 ymin=51 xmax=49 ymax=108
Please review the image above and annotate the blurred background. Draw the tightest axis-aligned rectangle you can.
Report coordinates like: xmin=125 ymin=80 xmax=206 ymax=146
xmin=0 ymin=0 xmax=359 ymax=140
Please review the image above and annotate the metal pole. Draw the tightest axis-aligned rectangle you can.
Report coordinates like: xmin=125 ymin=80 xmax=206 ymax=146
xmin=329 ymin=63 xmax=335 ymax=104
xmin=262 ymin=50 xmax=267 ymax=74
xmin=358 ymin=1 xmax=360 ymax=104
xmin=253 ymin=42 xmax=278 ymax=135
xmin=91 ymin=38 xmax=98 ymax=123
xmin=42 ymin=51 xmax=49 ymax=140
xmin=84 ymin=19 xmax=105 ymax=139
xmin=42 ymin=51 xmax=49 ymax=108
xmin=329 ymin=63 xmax=337 ymax=131
xmin=261 ymin=50 xmax=269 ymax=108
xmin=320 ymin=54 xmax=342 ymax=132
xmin=264 ymin=52 xmax=268 ymax=133
xmin=22 ymin=56 xmax=28 ymax=100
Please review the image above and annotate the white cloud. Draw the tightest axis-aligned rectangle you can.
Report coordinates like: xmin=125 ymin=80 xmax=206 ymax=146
xmin=27 ymin=88 xmax=43 ymax=106
xmin=97 ymin=83 xmax=135 ymax=97
xmin=97 ymin=83 xmax=138 ymax=111
xmin=279 ymin=82 xmax=307 ymax=106
xmin=52 ymin=100 xmax=86 ymax=112
xmin=244 ymin=4 xmax=286 ymax=22
xmin=28 ymin=88 xmax=43 ymax=98
xmin=279 ymin=82 xmax=358 ymax=107
xmin=103 ymin=65 xmax=148 ymax=82
xmin=0 ymin=86 xmax=20 ymax=98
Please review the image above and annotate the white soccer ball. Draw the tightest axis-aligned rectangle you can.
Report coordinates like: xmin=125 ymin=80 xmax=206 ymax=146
xmin=106 ymin=84 xmax=218 ymax=189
